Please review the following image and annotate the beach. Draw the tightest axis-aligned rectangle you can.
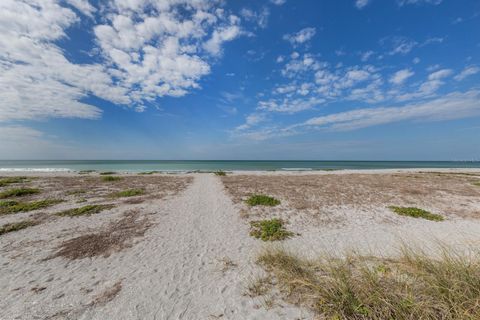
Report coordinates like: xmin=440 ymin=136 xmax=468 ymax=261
xmin=1 ymin=169 xmax=480 ymax=319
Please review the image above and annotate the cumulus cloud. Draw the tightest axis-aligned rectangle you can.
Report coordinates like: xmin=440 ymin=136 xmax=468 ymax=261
xmin=355 ymin=0 xmax=371 ymax=9
xmin=270 ymin=0 xmax=286 ymax=5
xmin=390 ymin=69 xmax=414 ymax=85
xmin=454 ymin=66 xmax=480 ymax=81
xmin=0 ymin=0 xmax=243 ymax=122
xmin=283 ymin=27 xmax=316 ymax=46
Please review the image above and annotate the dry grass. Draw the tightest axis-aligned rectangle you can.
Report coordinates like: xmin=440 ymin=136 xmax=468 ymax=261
xmin=90 ymin=281 xmax=122 ymax=306
xmin=0 ymin=220 xmax=37 ymax=235
xmin=55 ymin=204 xmax=114 ymax=217
xmin=257 ymin=246 xmax=480 ymax=319
xmin=110 ymin=188 xmax=145 ymax=198
xmin=51 ymin=209 xmax=151 ymax=260
xmin=222 ymin=173 xmax=480 ymax=219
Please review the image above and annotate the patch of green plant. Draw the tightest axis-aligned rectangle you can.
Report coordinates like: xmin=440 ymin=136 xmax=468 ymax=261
xmin=0 ymin=199 xmax=63 ymax=215
xmin=0 ymin=188 xmax=40 ymax=199
xmin=0 ymin=220 xmax=37 ymax=235
xmin=78 ymin=170 xmax=96 ymax=174
xmin=110 ymin=188 xmax=145 ymax=198
xmin=139 ymin=171 xmax=159 ymax=175
xmin=66 ymin=189 xmax=87 ymax=195
xmin=99 ymin=171 xmax=116 ymax=175
xmin=214 ymin=170 xmax=227 ymax=176
xmin=250 ymin=218 xmax=293 ymax=241
xmin=102 ymin=176 xmax=123 ymax=182
xmin=473 ymin=181 xmax=480 ymax=187
xmin=0 ymin=176 xmax=28 ymax=187
xmin=389 ymin=206 xmax=444 ymax=221
xmin=246 ymin=194 xmax=280 ymax=206
xmin=56 ymin=204 xmax=114 ymax=217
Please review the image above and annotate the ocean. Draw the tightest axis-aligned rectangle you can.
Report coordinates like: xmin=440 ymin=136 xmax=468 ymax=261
xmin=0 ymin=160 xmax=479 ymax=172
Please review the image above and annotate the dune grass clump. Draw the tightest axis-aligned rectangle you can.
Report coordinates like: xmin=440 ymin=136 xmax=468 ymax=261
xmin=473 ymin=181 xmax=480 ymax=187
xmin=56 ymin=204 xmax=114 ymax=217
xmin=0 ymin=176 xmax=28 ymax=187
xmin=78 ymin=170 xmax=96 ymax=174
xmin=389 ymin=206 xmax=444 ymax=221
xmin=99 ymin=171 xmax=116 ymax=175
xmin=0 ymin=199 xmax=63 ymax=215
xmin=139 ymin=171 xmax=159 ymax=175
xmin=102 ymin=176 xmax=123 ymax=182
xmin=250 ymin=218 xmax=293 ymax=241
xmin=214 ymin=170 xmax=227 ymax=176
xmin=0 ymin=188 xmax=40 ymax=199
xmin=246 ymin=194 xmax=280 ymax=207
xmin=0 ymin=220 xmax=37 ymax=235
xmin=110 ymin=188 xmax=145 ymax=198
xmin=257 ymin=247 xmax=480 ymax=319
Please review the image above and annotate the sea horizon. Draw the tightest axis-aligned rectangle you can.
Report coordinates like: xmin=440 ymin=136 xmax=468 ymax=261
xmin=1 ymin=160 xmax=480 ymax=172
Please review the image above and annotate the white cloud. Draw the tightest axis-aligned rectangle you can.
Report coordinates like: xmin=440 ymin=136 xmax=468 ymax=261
xmin=360 ymin=50 xmax=375 ymax=62
xmin=390 ymin=69 xmax=414 ymax=85
xmin=428 ymin=69 xmax=453 ymax=80
xmin=270 ymin=0 xmax=286 ymax=5
xmin=303 ymin=90 xmax=480 ymax=131
xmin=240 ymin=7 xmax=270 ymax=29
xmin=283 ymin=27 xmax=316 ymax=46
xmin=454 ymin=66 xmax=480 ymax=81
xmin=235 ymin=113 xmax=267 ymax=131
xmin=397 ymin=0 xmax=442 ymax=6
xmin=0 ymin=0 xmax=244 ymax=122
xmin=355 ymin=0 xmax=371 ymax=9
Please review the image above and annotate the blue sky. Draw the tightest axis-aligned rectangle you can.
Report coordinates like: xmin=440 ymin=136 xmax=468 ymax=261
xmin=1 ymin=0 xmax=479 ymax=160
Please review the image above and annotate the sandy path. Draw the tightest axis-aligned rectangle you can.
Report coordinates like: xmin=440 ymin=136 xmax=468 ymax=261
xmin=80 ymin=174 xmax=305 ymax=320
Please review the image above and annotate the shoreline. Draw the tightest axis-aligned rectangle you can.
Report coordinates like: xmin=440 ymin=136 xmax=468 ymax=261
xmin=1 ymin=167 xmax=480 ymax=177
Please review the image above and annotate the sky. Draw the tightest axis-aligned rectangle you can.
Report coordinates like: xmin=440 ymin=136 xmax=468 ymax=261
xmin=1 ymin=0 xmax=479 ymax=160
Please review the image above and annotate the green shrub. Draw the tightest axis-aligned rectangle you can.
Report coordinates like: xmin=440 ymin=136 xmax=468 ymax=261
xmin=0 ymin=199 xmax=63 ymax=215
xmin=0 ymin=220 xmax=37 ymax=235
xmin=250 ymin=218 xmax=293 ymax=241
xmin=246 ymin=194 xmax=280 ymax=206
xmin=139 ymin=171 xmax=159 ymax=175
xmin=102 ymin=176 xmax=123 ymax=182
xmin=214 ymin=170 xmax=227 ymax=176
xmin=0 ymin=176 xmax=28 ymax=187
xmin=0 ymin=188 xmax=40 ymax=198
xmin=56 ymin=204 xmax=114 ymax=217
xmin=78 ymin=170 xmax=96 ymax=174
xmin=389 ymin=206 xmax=444 ymax=221
xmin=99 ymin=171 xmax=116 ymax=175
xmin=110 ymin=188 xmax=145 ymax=198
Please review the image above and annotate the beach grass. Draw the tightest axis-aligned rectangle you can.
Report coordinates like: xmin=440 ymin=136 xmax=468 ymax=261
xmin=246 ymin=194 xmax=280 ymax=206
xmin=250 ymin=218 xmax=293 ymax=241
xmin=0 ymin=188 xmax=40 ymax=199
xmin=102 ymin=176 xmax=123 ymax=182
xmin=0 ymin=220 xmax=37 ymax=236
xmin=110 ymin=188 xmax=145 ymax=198
xmin=56 ymin=204 xmax=114 ymax=217
xmin=473 ymin=181 xmax=480 ymax=187
xmin=0 ymin=176 xmax=29 ymax=187
xmin=78 ymin=170 xmax=96 ymax=174
xmin=389 ymin=206 xmax=444 ymax=221
xmin=139 ymin=171 xmax=160 ymax=175
xmin=214 ymin=170 xmax=227 ymax=176
xmin=257 ymin=246 xmax=480 ymax=319
xmin=99 ymin=171 xmax=116 ymax=175
xmin=0 ymin=199 xmax=63 ymax=215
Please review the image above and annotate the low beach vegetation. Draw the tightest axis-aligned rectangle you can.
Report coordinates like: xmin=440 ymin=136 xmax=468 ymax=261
xmin=257 ymin=246 xmax=480 ymax=319
xmin=214 ymin=170 xmax=227 ymax=176
xmin=0 ymin=199 xmax=63 ymax=215
xmin=246 ymin=194 xmax=280 ymax=206
xmin=99 ymin=171 xmax=116 ymax=175
xmin=389 ymin=206 xmax=444 ymax=221
xmin=56 ymin=204 xmax=114 ymax=217
xmin=0 ymin=188 xmax=40 ymax=198
xmin=0 ymin=176 xmax=29 ymax=187
xmin=110 ymin=188 xmax=145 ymax=198
xmin=102 ymin=176 xmax=123 ymax=182
xmin=0 ymin=220 xmax=37 ymax=235
xmin=250 ymin=218 xmax=293 ymax=241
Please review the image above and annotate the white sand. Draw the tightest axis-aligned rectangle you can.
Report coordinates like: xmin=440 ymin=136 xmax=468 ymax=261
xmin=1 ymin=170 xmax=480 ymax=319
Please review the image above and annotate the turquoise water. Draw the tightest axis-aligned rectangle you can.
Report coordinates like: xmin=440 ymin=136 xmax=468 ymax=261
xmin=0 ymin=160 xmax=479 ymax=172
